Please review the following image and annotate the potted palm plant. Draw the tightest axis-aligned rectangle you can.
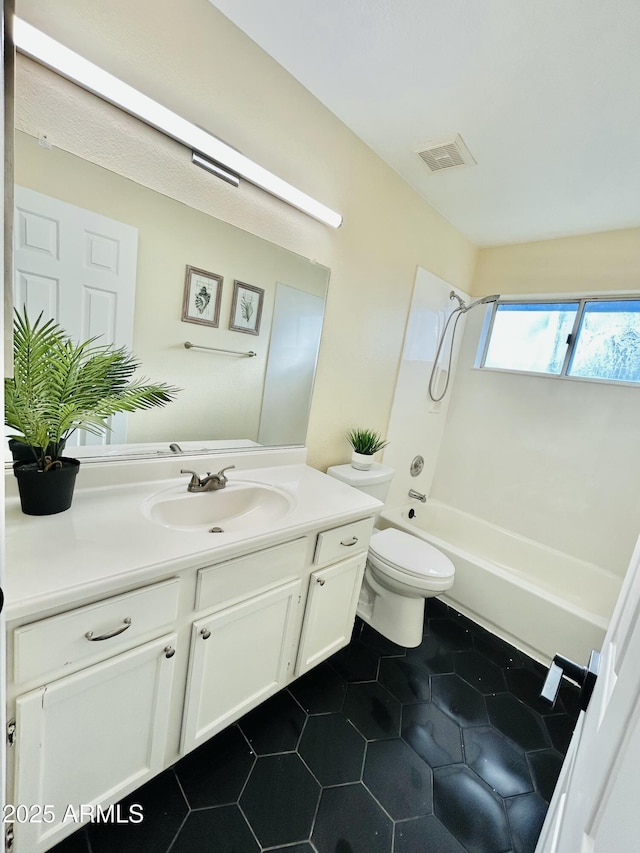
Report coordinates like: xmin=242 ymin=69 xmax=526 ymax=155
xmin=5 ymin=309 xmax=179 ymax=515
xmin=346 ymin=427 xmax=388 ymax=470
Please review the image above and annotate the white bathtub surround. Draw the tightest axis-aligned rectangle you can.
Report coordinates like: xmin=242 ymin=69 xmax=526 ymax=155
xmin=382 ymin=267 xmax=471 ymax=509
xmin=430 ymin=304 xmax=640 ymax=578
xmin=379 ymin=500 xmax=620 ymax=665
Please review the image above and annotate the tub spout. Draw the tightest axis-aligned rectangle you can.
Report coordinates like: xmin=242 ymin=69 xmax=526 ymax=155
xmin=408 ymin=489 xmax=426 ymax=502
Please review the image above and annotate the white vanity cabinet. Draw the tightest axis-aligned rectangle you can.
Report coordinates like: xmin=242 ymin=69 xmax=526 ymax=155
xmin=296 ymin=517 xmax=374 ymax=675
xmin=296 ymin=553 xmax=367 ymax=676
xmin=181 ymin=578 xmax=304 ymax=752
xmin=8 ymin=580 xmax=181 ymax=853
xmin=5 ymin=508 xmax=376 ymax=853
xmin=181 ymin=538 xmax=309 ymax=752
xmin=181 ymin=521 xmax=373 ymax=750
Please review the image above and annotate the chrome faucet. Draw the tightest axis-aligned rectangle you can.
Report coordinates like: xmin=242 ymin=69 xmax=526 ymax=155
xmin=408 ymin=489 xmax=427 ymax=502
xmin=181 ymin=465 xmax=235 ymax=492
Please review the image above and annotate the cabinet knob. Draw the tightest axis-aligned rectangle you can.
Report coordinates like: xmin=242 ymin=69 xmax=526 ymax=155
xmin=164 ymin=645 xmax=176 ymax=659
xmin=200 ymin=628 xmax=212 ymax=639
xmin=317 ymin=578 xmax=326 ymax=586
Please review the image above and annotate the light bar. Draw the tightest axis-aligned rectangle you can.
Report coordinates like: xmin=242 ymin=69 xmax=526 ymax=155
xmin=13 ymin=18 xmax=343 ymax=228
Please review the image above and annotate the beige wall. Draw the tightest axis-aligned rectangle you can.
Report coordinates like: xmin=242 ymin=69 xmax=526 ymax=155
xmin=474 ymin=227 xmax=640 ymax=296
xmin=13 ymin=0 xmax=477 ymax=469
xmin=432 ymin=229 xmax=640 ymax=575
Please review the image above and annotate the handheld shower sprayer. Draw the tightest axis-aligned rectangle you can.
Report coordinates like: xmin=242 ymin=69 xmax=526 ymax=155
xmin=428 ymin=292 xmax=501 ymax=402
xmin=448 ymin=291 xmax=500 ymax=313
xmin=466 ymin=293 xmax=500 ymax=311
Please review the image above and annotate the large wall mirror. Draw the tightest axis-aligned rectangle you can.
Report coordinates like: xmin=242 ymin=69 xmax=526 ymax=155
xmin=9 ymin=55 xmax=330 ymax=462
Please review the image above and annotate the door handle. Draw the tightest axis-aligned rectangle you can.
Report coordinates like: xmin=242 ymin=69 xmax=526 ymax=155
xmin=540 ymin=649 xmax=600 ymax=711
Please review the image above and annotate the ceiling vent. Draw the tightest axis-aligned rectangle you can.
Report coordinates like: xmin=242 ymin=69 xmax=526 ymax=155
xmin=416 ymin=134 xmax=476 ymax=173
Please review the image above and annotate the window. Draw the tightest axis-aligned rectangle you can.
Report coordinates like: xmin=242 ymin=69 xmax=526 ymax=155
xmin=479 ymin=297 xmax=640 ymax=385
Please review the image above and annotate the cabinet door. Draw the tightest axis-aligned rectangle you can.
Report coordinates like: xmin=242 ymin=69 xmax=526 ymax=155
xmin=12 ymin=633 xmax=177 ymax=853
xmin=296 ymin=553 xmax=367 ymax=676
xmin=181 ymin=579 xmax=303 ymax=754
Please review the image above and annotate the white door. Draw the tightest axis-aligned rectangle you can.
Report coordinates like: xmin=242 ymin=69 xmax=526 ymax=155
xmin=536 ymin=534 xmax=640 ymax=852
xmin=258 ymin=284 xmax=324 ymax=446
xmin=12 ymin=186 xmax=138 ymax=447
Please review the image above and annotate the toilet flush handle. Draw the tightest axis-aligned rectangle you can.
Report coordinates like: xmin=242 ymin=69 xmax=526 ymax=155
xmin=340 ymin=536 xmax=359 ymax=547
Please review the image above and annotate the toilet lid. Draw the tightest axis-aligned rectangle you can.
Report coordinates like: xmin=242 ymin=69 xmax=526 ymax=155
xmin=370 ymin=528 xmax=455 ymax=580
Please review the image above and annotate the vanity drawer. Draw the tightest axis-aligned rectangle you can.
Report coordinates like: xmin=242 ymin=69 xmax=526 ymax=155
xmin=13 ymin=578 xmax=180 ymax=685
xmin=314 ymin=517 xmax=374 ymax=566
xmin=196 ymin=538 xmax=307 ymax=612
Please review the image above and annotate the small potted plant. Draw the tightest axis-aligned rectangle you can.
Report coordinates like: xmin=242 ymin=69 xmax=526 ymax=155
xmin=346 ymin=427 xmax=388 ymax=470
xmin=5 ymin=309 xmax=180 ymax=515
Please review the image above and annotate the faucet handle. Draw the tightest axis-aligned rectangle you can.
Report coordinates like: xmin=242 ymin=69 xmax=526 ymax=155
xmin=217 ymin=464 xmax=236 ymax=483
xmin=180 ymin=469 xmax=202 ymax=488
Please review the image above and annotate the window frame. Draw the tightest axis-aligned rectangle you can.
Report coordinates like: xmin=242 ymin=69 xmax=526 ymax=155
xmin=477 ymin=295 xmax=640 ymax=388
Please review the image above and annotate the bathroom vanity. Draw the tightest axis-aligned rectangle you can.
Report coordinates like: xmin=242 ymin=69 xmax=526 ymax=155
xmin=3 ymin=449 xmax=379 ymax=852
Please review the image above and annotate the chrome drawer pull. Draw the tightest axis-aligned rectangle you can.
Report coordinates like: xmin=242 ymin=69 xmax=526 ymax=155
xmin=340 ymin=536 xmax=359 ymax=547
xmin=85 ymin=617 xmax=132 ymax=641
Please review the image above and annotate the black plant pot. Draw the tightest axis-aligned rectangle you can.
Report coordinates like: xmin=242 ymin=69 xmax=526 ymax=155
xmin=9 ymin=438 xmax=67 ymax=463
xmin=13 ymin=457 xmax=81 ymax=515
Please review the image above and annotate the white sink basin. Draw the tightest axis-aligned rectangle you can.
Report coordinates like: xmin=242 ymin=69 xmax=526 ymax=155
xmin=142 ymin=481 xmax=295 ymax=532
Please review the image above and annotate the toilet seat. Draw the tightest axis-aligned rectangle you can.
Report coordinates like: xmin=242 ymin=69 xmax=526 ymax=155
xmin=369 ymin=528 xmax=455 ymax=582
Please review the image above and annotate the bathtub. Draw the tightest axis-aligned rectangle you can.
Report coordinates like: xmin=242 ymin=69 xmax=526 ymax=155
xmin=378 ymin=500 xmax=621 ymax=665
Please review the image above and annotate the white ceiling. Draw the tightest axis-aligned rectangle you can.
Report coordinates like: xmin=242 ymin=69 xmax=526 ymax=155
xmin=210 ymin=0 xmax=640 ymax=246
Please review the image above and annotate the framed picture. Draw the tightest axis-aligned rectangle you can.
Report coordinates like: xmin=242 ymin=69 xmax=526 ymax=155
xmin=229 ymin=280 xmax=264 ymax=335
xmin=182 ymin=265 xmax=223 ymax=327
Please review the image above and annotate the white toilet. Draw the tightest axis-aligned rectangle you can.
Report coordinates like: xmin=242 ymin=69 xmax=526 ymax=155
xmin=327 ymin=463 xmax=455 ymax=648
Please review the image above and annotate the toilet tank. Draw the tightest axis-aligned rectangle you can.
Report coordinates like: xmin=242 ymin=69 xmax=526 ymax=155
xmin=326 ymin=463 xmax=394 ymax=503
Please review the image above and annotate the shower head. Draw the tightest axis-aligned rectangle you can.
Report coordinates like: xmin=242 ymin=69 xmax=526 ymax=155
xmin=465 ymin=294 xmax=500 ymax=312
xmin=448 ymin=291 xmax=500 ymax=313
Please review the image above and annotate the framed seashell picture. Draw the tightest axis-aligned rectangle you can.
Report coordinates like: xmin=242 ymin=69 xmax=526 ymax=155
xmin=182 ymin=265 xmax=223 ymax=327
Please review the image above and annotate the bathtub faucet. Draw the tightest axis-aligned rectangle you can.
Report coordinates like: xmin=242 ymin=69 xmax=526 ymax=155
xmin=408 ymin=489 xmax=426 ymax=502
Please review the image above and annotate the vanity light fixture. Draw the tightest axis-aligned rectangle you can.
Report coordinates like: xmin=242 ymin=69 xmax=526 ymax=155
xmin=13 ymin=18 xmax=343 ymax=229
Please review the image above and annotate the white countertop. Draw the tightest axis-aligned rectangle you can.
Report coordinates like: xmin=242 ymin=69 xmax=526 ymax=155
xmin=4 ymin=462 xmax=380 ymax=621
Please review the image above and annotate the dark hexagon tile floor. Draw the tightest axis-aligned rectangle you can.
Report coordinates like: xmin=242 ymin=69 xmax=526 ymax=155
xmin=50 ymin=600 xmax=578 ymax=853
xmin=298 ymin=712 xmax=365 ymax=785
xmin=363 ymin=737 xmax=433 ymax=820
xmin=434 ymin=764 xmax=512 ymax=853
